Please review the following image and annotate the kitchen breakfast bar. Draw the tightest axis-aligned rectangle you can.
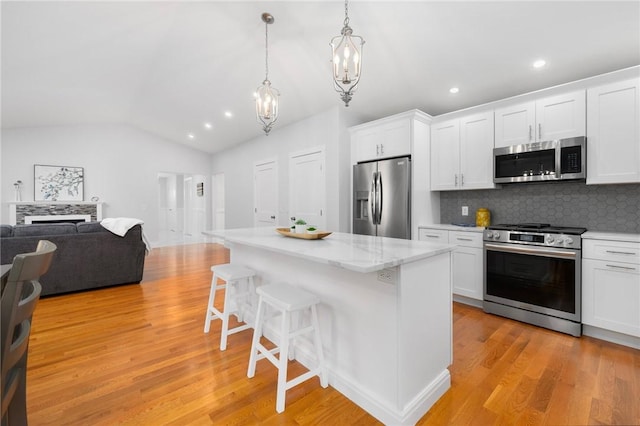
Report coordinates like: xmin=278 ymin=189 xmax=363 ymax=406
xmin=203 ymin=227 xmax=455 ymax=425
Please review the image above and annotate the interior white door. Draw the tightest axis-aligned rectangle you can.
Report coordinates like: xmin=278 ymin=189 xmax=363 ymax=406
xmin=183 ymin=177 xmax=194 ymax=236
xmin=289 ymin=148 xmax=326 ymax=229
xmin=212 ymin=173 xmax=225 ymax=230
xmin=254 ymin=159 xmax=278 ymax=227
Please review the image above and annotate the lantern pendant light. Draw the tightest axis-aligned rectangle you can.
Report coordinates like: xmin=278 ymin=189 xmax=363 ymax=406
xmin=255 ymin=13 xmax=279 ymax=135
xmin=330 ymin=0 xmax=364 ymax=107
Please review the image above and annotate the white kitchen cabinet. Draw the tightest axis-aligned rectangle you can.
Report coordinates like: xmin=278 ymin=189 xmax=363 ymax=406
xmin=418 ymin=227 xmax=449 ymax=243
xmin=352 ymin=117 xmax=411 ymax=163
xmin=419 ymin=226 xmax=484 ymax=301
xmin=449 ymin=231 xmax=484 ymax=301
xmin=494 ymin=91 xmax=586 ymax=148
xmin=431 ymin=111 xmax=495 ymax=190
xmin=586 ymin=78 xmax=640 ymax=184
xmin=430 ymin=120 xmax=459 ymax=190
xmin=583 ymin=238 xmax=640 ymax=337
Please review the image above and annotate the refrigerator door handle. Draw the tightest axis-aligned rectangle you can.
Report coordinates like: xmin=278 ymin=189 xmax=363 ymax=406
xmin=376 ymin=172 xmax=383 ymax=225
xmin=370 ymin=172 xmax=377 ymax=225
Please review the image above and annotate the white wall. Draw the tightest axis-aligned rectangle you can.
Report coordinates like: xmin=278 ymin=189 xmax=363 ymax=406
xmin=210 ymin=106 xmax=364 ymax=232
xmin=1 ymin=124 xmax=211 ymax=244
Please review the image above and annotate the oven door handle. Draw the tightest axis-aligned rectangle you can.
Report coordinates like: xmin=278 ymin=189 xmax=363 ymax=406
xmin=484 ymin=242 xmax=577 ymax=259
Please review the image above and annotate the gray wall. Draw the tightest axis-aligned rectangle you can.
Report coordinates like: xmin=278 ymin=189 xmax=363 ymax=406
xmin=440 ymin=182 xmax=640 ymax=233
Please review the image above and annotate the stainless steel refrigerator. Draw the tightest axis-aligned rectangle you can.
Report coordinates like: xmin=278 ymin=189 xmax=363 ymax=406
xmin=353 ymin=156 xmax=411 ymax=239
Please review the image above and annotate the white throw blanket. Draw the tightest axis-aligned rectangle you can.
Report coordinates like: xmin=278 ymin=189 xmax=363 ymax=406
xmin=101 ymin=217 xmax=152 ymax=253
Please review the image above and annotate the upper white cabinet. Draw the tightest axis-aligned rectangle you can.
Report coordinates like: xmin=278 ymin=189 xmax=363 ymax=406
xmin=586 ymin=78 xmax=640 ymax=184
xmin=494 ymin=91 xmax=586 ymax=148
xmin=431 ymin=111 xmax=495 ymax=190
xmin=430 ymin=119 xmax=459 ymax=189
xmin=352 ymin=117 xmax=411 ymax=163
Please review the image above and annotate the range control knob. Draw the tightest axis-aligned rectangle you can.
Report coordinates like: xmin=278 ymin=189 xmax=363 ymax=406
xmin=561 ymin=237 xmax=574 ymax=246
xmin=492 ymin=231 xmax=501 ymax=240
xmin=545 ymin=235 xmax=555 ymax=245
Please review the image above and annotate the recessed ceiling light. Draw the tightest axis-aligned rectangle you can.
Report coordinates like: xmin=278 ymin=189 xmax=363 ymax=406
xmin=187 ymin=133 xmax=195 ymax=140
xmin=204 ymin=122 xmax=213 ymax=130
xmin=224 ymin=111 xmax=233 ymax=118
xmin=533 ymin=59 xmax=547 ymax=69
xmin=449 ymin=87 xmax=459 ymax=94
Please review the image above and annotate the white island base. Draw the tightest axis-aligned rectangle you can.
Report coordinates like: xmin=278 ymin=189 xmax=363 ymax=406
xmin=204 ymin=228 xmax=453 ymax=425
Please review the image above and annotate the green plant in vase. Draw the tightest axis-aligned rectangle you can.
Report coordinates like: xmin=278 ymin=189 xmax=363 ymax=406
xmin=294 ymin=219 xmax=307 ymax=234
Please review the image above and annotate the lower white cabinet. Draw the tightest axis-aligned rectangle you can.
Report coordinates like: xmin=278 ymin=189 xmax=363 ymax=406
xmin=418 ymin=228 xmax=448 ymax=243
xmin=582 ymin=238 xmax=640 ymax=337
xmin=419 ymin=227 xmax=484 ymax=301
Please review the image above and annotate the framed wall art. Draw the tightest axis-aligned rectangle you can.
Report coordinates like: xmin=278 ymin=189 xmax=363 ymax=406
xmin=34 ymin=164 xmax=84 ymax=201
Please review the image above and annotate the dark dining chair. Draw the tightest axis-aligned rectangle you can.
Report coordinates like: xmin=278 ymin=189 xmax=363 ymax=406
xmin=1 ymin=240 xmax=56 ymax=426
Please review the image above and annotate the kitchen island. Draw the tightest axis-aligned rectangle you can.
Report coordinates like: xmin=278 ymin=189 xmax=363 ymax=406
xmin=203 ymin=227 xmax=454 ymax=425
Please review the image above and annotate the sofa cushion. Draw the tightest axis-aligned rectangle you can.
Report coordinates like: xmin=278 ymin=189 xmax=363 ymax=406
xmin=13 ymin=223 xmax=78 ymax=237
xmin=77 ymin=221 xmax=107 ymax=234
xmin=0 ymin=225 xmax=13 ymax=237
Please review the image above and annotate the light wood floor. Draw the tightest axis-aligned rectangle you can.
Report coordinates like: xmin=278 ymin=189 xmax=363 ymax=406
xmin=26 ymin=243 xmax=640 ymax=425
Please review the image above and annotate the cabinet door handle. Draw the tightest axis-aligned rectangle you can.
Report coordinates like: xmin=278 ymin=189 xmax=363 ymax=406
xmin=605 ymin=250 xmax=637 ymax=256
xmin=605 ymin=264 xmax=637 ymax=271
xmin=454 ymin=174 xmax=458 ymax=187
xmin=456 ymin=237 xmax=473 ymax=242
xmin=376 ymin=144 xmax=380 ymax=156
xmin=538 ymin=123 xmax=542 ymax=140
xmin=380 ymin=144 xmax=384 ymax=155
xmin=461 ymin=174 xmax=464 ymax=186
xmin=424 ymin=234 xmax=441 ymax=238
xmin=529 ymin=125 xmax=532 ymax=142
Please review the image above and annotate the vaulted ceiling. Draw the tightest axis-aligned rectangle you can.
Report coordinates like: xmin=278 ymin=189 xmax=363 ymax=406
xmin=2 ymin=1 xmax=639 ymax=154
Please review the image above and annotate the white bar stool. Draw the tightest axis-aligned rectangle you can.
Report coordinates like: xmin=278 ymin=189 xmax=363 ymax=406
xmin=204 ymin=263 xmax=256 ymax=351
xmin=247 ymin=283 xmax=328 ymax=413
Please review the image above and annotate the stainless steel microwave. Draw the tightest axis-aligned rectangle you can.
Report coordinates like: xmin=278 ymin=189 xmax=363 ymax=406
xmin=493 ymin=136 xmax=586 ymax=183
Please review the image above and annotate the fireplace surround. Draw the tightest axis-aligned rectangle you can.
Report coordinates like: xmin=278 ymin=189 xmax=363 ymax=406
xmin=9 ymin=202 xmax=103 ymax=225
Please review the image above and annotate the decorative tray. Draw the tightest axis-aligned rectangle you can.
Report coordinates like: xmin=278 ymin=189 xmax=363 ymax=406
xmin=276 ymin=228 xmax=332 ymax=240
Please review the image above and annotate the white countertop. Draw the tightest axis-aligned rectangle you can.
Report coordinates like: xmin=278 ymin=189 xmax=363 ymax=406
xmin=583 ymin=231 xmax=640 ymax=243
xmin=203 ymin=227 xmax=455 ymax=273
xmin=418 ymin=224 xmax=486 ymax=233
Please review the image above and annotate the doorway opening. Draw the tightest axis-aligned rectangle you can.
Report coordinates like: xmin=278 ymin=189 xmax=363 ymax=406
xmin=157 ymin=172 xmax=207 ymax=247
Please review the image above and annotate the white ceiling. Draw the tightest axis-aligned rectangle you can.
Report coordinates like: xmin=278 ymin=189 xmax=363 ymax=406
xmin=2 ymin=1 xmax=639 ymax=154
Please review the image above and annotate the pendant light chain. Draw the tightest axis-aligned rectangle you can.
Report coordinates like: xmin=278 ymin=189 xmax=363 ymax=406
xmin=264 ymin=18 xmax=269 ymax=82
xmin=343 ymin=0 xmax=349 ymax=28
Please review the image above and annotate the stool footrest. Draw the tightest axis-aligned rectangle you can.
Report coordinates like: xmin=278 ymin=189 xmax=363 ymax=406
xmin=255 ymin=343 xmax=281 ymax=366
xmin=286 ymin=369 xmax=321 ymax=390
xmin=227 ymin=323 xmax=252 ymax=335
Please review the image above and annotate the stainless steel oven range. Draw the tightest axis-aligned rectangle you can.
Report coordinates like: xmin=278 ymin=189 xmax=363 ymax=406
xmin=483 ymin=223 xmax=587 ymax=337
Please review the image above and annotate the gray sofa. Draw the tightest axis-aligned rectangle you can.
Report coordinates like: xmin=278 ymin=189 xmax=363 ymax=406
xmin=0 ymin=222 xmax=146 ymax=296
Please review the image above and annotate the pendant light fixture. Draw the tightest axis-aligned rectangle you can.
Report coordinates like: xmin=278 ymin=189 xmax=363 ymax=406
xmin=255 ymin=13 xmax=279 ymax=135
xmin=330 ymin=0 xmax=364 ymax=107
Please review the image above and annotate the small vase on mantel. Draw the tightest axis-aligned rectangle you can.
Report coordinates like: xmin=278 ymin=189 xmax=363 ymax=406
xmin=13 ymin=180 xmax=23 ymax=202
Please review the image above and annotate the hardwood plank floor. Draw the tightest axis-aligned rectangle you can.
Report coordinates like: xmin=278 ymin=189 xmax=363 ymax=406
xmin=26 ymin=243 xmax=640 ymax=425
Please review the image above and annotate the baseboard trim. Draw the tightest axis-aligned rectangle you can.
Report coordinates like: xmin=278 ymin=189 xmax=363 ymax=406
xmin=582 ymin=325 xmax=640 ymax=349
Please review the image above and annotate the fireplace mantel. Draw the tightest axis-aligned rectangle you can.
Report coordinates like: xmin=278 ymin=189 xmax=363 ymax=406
xmin=8 ymin=202 xmax=104 ymax=225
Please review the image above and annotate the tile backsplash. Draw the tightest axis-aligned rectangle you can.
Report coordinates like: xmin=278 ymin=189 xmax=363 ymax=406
xmin=440 ymin=181 xmax=640 ymax=233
